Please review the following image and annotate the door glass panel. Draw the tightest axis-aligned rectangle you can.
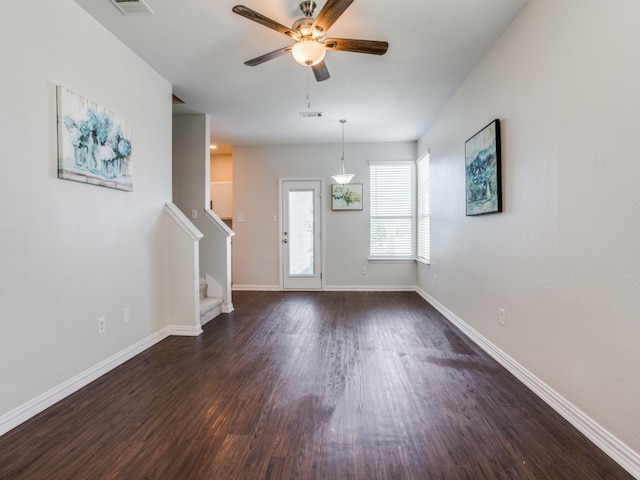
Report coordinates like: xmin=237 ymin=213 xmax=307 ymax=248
xmin=288 ymin=190 xmax=315 ymax=275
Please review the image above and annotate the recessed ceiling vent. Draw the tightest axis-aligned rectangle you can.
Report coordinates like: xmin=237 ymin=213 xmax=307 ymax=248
xmin=299 ymin=112 xmax=323 ymax=118
xmin=110 ymin=0 xmax=154 ymax=16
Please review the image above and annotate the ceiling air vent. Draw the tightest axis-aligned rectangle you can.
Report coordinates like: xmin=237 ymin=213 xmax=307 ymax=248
xmin=110 ymin=0 xmax=154 ymax=16
xmin=299 ymin=112 xmax=323 ymax=118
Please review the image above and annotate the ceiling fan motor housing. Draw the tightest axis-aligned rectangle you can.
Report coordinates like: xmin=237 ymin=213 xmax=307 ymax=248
xmin=295 ymin=1 xmax=322 ymax=38
xmin=299 ymin=1 xmax=317 ymax=17
xmin=292 ymin=17 xmax=315 ymax=37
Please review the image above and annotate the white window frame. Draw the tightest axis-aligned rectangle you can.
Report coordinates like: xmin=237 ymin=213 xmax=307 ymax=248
xmin=416 ymin=152 xmax=430 ymax=265
xmin=368 ymin=160 xmax=416 ymax=261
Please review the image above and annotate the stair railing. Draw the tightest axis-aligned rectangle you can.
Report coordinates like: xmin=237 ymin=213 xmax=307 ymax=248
xmin=165 ymin=202 xmax=204 ymax=336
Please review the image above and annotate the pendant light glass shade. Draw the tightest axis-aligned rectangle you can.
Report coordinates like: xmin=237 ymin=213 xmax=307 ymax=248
xmin=331 ymin=119 xmax=354 ymax=184
xmin=332 ymin=162 xmax=354 ymax=185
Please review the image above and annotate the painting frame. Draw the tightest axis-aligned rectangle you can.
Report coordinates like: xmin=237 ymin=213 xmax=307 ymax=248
xmin=56 ymin=86 xmax=133 ymax=192
xmin=331 ymin=183 xmax=363 ymax=211
xmin=465 ymin=119 xmax=502 ymax=216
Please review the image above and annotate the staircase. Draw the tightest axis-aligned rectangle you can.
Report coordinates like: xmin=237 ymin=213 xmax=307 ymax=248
xmin=199 ymin=281 xmax=223 ymax=326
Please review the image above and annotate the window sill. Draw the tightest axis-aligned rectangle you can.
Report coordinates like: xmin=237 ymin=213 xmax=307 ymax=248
xmin=366 ymin=257 xmax=431 ymax=267
xmin=368 ymin=257 xmax=416 ymax=263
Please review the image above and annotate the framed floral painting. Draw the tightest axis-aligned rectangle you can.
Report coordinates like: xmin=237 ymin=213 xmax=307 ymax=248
xmin=332 ymin=183 xmax=363 ymax=211
xmin=56 ymin=86 xmax=133 ymax=191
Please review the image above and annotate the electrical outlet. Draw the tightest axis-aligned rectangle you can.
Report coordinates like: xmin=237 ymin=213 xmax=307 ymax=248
xmin=361 ymin=266 xmax=367 ymax=275
xmin=191 ymin=209 xmax=198 ymax=219
xmin=123 ymin=308 xmax=130 ymax=324
xmin=98 ymin=317 xmax=106 ymax=335
xmin=499 ymin=308 xmax=506 ymax=326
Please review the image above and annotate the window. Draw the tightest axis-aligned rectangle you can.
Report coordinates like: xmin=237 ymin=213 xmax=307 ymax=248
xmin=369 ymin=161 xmax=415 ymax=258
xmin=416 ymin=153 xmax=430 ymax=263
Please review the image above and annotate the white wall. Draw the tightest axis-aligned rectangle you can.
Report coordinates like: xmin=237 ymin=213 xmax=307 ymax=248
xmin=173 ymin=114 xmax=210 ymax=215
xmin=173 ymin=114 xmax=228 ymax=285
xmin=417 ymin=0 xmax=640 ymax=460
xmin=232 ymin=142 xmax=417 ymax=289
xmin=0 ymin=0 xmax=172 ymax=424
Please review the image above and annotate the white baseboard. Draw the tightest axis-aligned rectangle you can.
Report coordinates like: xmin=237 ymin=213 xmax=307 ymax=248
xmin=415 ymin=287 xmax=640 ymax=479
xmin=0 ymin=328 xmax=170 ymax=437
xmin=222 ymin=303 xmax=234 ymax=313
xmin=232 ymin=284 xmax=416 ymax=292
xmin=232 ymin=284 xmax=280 ymax=291
xmin=324 ymin=284 xmax=415 ymax=291
xmin=167 ymin=324 xmax=203 ymax=336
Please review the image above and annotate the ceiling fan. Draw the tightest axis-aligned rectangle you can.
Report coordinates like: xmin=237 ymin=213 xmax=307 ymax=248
xmin=232 ymin=0 xmax=389 ymax=82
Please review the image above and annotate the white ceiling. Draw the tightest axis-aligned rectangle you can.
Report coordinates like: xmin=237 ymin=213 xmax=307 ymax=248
xmin=74 ymin=0 xmax=528 ymax=147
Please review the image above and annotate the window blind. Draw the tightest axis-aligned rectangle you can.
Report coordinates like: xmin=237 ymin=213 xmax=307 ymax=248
xmin=369 ymin=162 xmax=414 ymax=257
xmin=417 ymin=154 xmax=430 ymax=262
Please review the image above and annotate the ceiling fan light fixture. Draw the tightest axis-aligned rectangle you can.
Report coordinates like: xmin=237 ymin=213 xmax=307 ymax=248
xmin=233 ymin=1 xmax=389 ymax=81
xmin=292 ymin=39 xmax=326 ymax=66
xmin=332 ymin=119 xmax=354 ymax=185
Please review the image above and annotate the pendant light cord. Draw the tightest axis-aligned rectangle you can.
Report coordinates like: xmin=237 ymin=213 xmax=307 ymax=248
xmin=341 ymin=120 xmax=345 ymax=162
xmin=340 ymin=119 xmax=346 ymax=170
xmin=332 ymin=119 xmax=354 ymax=184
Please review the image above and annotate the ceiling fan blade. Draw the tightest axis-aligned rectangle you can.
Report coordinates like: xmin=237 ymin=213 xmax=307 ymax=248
xmin=312 ymin=61 xmax=330 ymax=82
xmin=232 ymin=5 xmax=298 ymax=38
xmin=311 ymin=0 xmax=354 ymax=35
xmin=244 ymin=46 xmax=292 ymax=66
xmin=324 ymin=38 xmax=389 ymax=55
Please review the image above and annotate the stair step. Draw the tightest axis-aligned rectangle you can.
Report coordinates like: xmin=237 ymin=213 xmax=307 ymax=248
xmin=199 ymin=282 xmax=207 ymax=300
xmin=200 ymin=296 xmax=223 ymax=326
xmin=200 ymin=296 xmax=222 ymax=314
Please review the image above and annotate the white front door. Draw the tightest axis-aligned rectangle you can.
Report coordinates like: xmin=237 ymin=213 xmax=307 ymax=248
xmin=281 ymin=179 xmax=323 ymax=290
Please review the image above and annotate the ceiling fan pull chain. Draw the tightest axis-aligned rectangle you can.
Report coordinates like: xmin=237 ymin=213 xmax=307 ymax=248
xmin=307 ymin=71 xmax=311 ymax=109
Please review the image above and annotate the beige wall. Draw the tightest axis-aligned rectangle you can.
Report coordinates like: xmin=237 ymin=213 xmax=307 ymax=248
xmin=417 ymin=0 xmax=640 ymax=463
xmin=232 ymin=142 xmax=417 ymax=289
xmin=210 ymin=153 xmax=232 ymax=182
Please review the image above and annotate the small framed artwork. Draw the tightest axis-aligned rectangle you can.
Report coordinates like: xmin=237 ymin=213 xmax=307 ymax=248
xmin=465 ymin=119 xmax=502 ymax=216
xmin=331 ymin=183 xmax=363 ymax=211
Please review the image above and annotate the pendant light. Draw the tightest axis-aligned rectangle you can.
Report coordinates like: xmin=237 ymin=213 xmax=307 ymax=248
xmin=331 ymin=119 xmax=354 ymax=184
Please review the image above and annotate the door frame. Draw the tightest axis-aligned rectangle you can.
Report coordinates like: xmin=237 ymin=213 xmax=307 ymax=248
xmin=278 ymin=177 xmax=325 ymax=290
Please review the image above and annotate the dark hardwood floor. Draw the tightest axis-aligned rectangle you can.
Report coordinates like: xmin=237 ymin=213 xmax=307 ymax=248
xmin=0 ymin=291 xmax=632 ymax=479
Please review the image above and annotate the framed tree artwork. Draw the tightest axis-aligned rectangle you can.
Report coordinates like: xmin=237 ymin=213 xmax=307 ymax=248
xmin=465 ymin=119 xmax=502 ymax=216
